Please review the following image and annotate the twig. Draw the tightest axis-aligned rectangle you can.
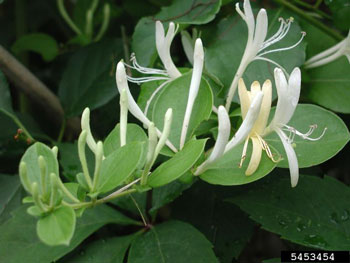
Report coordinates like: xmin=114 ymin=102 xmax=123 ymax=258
xmin=0 ymin=45 xmax=80 ymax=137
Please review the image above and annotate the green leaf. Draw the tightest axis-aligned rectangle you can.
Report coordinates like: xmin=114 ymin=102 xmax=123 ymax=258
xmin=152 ymin=72 xmax=213 ymax=149
xmin=150 ymin=180 xmax=191 ymax=213
xmin=37 ymin=206 xmax=76 ymax=246
xmin=227 ymin=174 xmax=350 ymax=250
xmin=305 ymin=57 xmax=350 ymax=113
xmin=58 ymin=39 xmax=123 ymax=117
xmin=266 ymin=104 xmax=350 ymax=168
xmin=204 ymin=10 xmax=305 ymax=101
xmin=128 ymin=220 xmax=219 ymax=263
xmin=0 ymin=174 xmax=22 ymax=224
xmin=200 ymin=141 xmax=277 ymax=186
xmin=98 ymin=142 xmax=144 ymax=193
xmin=171 ymin=181 xmax=255 ymax=261
xmin=0 ymin=204 xmax=137 ymax=263
xmin=148 ymin=139 xmax=206 ymax=187
xmin=132 ymin=0 xmax=221 ymax=66
xmin=20 ymin=142 xmax=59 ymax=194
xmin=11 ymin=33 xmax=59 ymax=61
xmin=64 ymin=234 xmax=137 ymax=263
xmin=104 ymin=123 xmax=147 ymax=156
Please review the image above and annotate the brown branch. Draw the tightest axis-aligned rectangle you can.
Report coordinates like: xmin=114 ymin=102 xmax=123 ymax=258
xmin=0 ymin=44 xmax=80 ymax=138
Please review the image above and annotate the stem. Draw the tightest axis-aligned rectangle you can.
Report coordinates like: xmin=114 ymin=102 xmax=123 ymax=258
xmin=121 ymin=25 xmax=131 ymax=75
xmin=62 ymin=200 xmax=92 ymax=209
xmin=57 ymin=118 xmax=66 ymax=142
xmin=96 ymin=189 xmax=136 ymax=204
xmin=57 ymin=178 xmax=81 ymax=203
xmin=292 ymin=0 xmax=331 ymax=19
xmin=94 ymin=3 xmax=110 ymax=42
xmin=273 ymin=0 xmax=343 ymax=41
xmin=57 ymin=0 xmax=83 ymax=36
xmin=129 ymin=194 xmax=147 ymax=226
xmin=97 ymin=178 xmax=141 ymax=203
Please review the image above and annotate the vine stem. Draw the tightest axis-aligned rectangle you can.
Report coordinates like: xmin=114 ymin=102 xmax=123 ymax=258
xmin=272 ymin=0 xmax=343 ymax=41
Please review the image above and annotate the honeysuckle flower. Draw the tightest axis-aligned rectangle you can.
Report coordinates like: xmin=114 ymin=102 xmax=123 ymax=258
xmin=116 ymin=61 xmax=178 ymax=153
xmin=156 ymin=21 xmax=181 ymax=79
xmin=125 ymin=21 xmax=180 ymax=84
xmin=304 ymin=30 xmax=350 ymax=69
xmin=225 ymin=0 xmax=305 ymax=111
xmin=262 ymin=68 xmax=326 ymax=187
xmin=234 ymin=79 xmax=278 ymax=176
xmin=180 ymin=38 xmax=204 ymax=149
xmin=194 ymin=92 xmax=264 ymax=175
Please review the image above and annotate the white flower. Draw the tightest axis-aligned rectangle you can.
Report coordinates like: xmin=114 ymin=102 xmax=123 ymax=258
xmin=225 ymin=0 xmax=305 ymax=111
xmin=180 ymin=38 xmax=204 ymax=149
xmin=305 ymin=30 xmax=350 ymax=68
xmin=156 ymin=21 xmax=181 ymax=79
xmin=116 ymin=61 xmax=178 ymax=153
xmin=263 ymin=68 xmax=326 ymax=187
xmin=125 ymin=21 xmax=180 ymax=84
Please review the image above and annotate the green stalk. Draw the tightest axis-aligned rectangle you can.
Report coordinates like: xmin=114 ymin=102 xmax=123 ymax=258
xmin=94 ymin=3 xmax=111 ymax=41
xmin=78 ymin=130 xmax=93 ymax=190
xmin=57 ymin=0 xmax=83 ymax=36
xmin=273 ymin=0 xmax=343 ymax=41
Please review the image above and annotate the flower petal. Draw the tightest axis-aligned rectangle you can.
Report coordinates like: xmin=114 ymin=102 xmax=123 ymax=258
xmin=245 ymin=136 xmax=263 ymax=176
xmin=254 ymin=79 xmax=272 ymax=134
xmin=276 ymin=129 xmax=299 ymax=187
xmin=238 ymin=78 xmax=251 ymax=118
xmin=194 ymin=106 xmax=231 ymax=175
xmin=225 ymin=91 xmax=263 ymax=153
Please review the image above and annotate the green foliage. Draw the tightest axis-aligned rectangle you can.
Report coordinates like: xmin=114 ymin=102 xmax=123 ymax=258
xmin=1 ymin=0 xmax=350 ymax=261
xmin=11 ymin=33 xmax=59 ymax=61
xmin=58 ymin=39 xmax=123 ymax=117
xmin=148 ymin=139 xmax=207 ymax=187
xmin=266 ymin=104 xmax=350 ymax=168
xmin=128 ymin=220 xmax=219 ymax=263
xmin=98 ymin=142 xmax=144 ymax=193
xmin=0 ymin=204 xmax=137 ymax=263
xmin=37 ymin=205 xmax=76 ymax=246
xmin=228 ymin=174 xmax=350 ymax=250
xmin=151 ymin=72 xmax=213 ymax=148
xmin=132 ymin=0 xmax=221 ymax=66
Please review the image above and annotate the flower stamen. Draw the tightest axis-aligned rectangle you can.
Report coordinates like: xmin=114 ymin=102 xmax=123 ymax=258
xmin=282 ymin=124 xmax=327 ymax=143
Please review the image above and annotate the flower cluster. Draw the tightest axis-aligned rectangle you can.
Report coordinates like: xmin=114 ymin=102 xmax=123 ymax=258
xmin=113 ymin=0 xmax=325 ymax=187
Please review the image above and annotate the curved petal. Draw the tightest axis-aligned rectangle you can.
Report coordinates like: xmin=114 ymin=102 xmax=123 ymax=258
xmin=245 ymin=136 xmax=262 ymax=176
xmin=180 ymin=38 xmax=204 ymax=149
xmin=225 ymin=91 xmax=263 ymax=153
xmin=194 ymin=106 xmax=231 ymax=175
xmin=238 ymin=78 xmax=251 ymax=118
xmin=253 ymin=9 xmax=268 ymax=53
xmin=276 ymin=129 xmax=299 ymax=187
xmin=155 ymin=21 xmax=181 ymax=79
xmin=254 ymin=79 xmax=272 ymax=134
